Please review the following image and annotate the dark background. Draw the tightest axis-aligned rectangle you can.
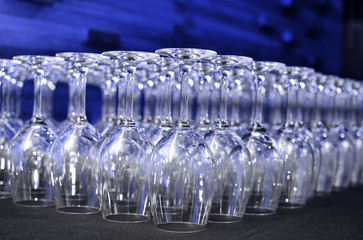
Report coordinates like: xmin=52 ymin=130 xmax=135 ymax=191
xmin=0 ymin=0 xmax=362 ymax=122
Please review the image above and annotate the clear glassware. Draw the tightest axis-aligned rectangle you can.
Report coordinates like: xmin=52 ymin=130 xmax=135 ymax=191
xmin=98 ymin=51 xmax=159 ymax=222
xmin=243 ymin=61 xmax=285 ymax=215
xmin=326 ymin=76 xmax=355 ymax=191
xmin=8 ymin=55 xmax=64 ymax=207
xmin=349 ymin=80 xmax=363 ymax=185
xmin=356 ymin=83 xmax=363 ymax=185
xmin=50 ymin=52 xmax=107 ymax=214
xmin=296 ymin=70 xmax=322 ymax=199
xmin=90 ymin=60 xmax=118 ymax=137
xmin=147 ymin=57 xmax=178 ymax=144
xmin=277 ymin=67 xmax=314 ymax=208
xmin=0 ymin=59 xmax=21 ymax=199
xmin=344 ymin=79 xmax=363 ymax=186
xmin=203 ymin=55 xmax=252 ymax=223
xmin=311 ymin=73 xmax=339 ymax=195
xmin=192 ymin=61 xmax=215 ymax=137
xmin=149 ymin=48 xmax=217 ymax=232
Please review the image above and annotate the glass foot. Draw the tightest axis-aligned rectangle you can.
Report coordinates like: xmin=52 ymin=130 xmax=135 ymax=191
xmin=15 ymin=200 xmax=54 ymax=207
xmin=156 ymin=223 xmax=206 ymax=233
xmin=0 ymin=193 xmax=12 ymax=199
xmin=208 ymin=214 xmax=243 ymax=223
xmin=57 ymin=206 xmax=100 ymax=214
xmin=104 ymin=213 xmax=150 ymax=223
xmin=245 ymin=207 xmax=275 ymax=216
xmin=279 ymin=202 xmax=304 ymax=209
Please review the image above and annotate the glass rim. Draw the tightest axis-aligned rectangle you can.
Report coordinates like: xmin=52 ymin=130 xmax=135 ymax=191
xmin=286 ymin=66 xmax=315 ymax=74
xmin=56 ymin=52 xmax=108 ymax=62
xmin=207 ymin=55 xmax=253 ymax=67
xmin=253 ymin=61 xmax=286 ymax=72
xmin=102 ymin=50 xmax=160 ymax=62
xmin=13 ymin=55 xmax=64 ymax=63
xmin=155 ymin=48 xmax=217 ymax=62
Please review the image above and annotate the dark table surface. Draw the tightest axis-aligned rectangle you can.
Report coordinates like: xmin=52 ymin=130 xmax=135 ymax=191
xmin=1 ymin=187 xmax=363 ymax=240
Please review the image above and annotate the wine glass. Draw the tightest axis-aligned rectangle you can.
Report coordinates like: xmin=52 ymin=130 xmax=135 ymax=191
xmin=243 ymin=61 xmax=285 ymax=215
xmin=277 ymin=67 xmax=314 ymax=208
xmin=326 ymin=76 xmax=355 ymax=191
xmin=0 ymin=59 xmax=21 ymax=199
xmin=294 ymin=70 xmax=322 ymax=199
xmin=147 ymin=57 xmax=178 ymax=144
xmin=8 ymin=55 xmax=64 ymax=207
xmin=98 ymin=51 xmax=159 ymax=222
xmin=348 ymin=80 xmax=363 ymax=186
xmin=148 ymin=48 xmax=217 ymax=233
xmin=310 ymin=73 xmax=339 ymax=195
xmin=50 ymin=52 xmax=108 ymax=214
xmin=203 ymin=55 xmax=253 ymax=223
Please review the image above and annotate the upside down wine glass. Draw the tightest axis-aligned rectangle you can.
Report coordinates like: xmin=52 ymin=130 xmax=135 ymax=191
xmin=277 ymin=67 xmax=314 ymax=208
xmin=8 ymin=56 xmax=64 ymax=207
xmin=149 ymin=48 xmax=217 ymax=232
xmin=203 ymin=55 xmax=252 ymax=223
xmin=98 ymin=51 xmax=159 ymax=222
xmin=347 ymin=80 xmax=363 ymax=186
xmin=328 ymin=77 xmax=354 ymax=191
xmin=243 ymin=61 xmax=285 ymax=215
xmin=50 ymin=53 xmax=108 ymax=214
xmin=311 ymin=74 xmax=338 ymax=195
xmin=0 ymin=59 xmax=21 ymax=199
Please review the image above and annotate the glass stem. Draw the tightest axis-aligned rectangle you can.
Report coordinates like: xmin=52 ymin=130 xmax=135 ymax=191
xmin=331 ymin=89 xmax=339 ymax=127
xmin=2 ymin=76 xmax=9 ymax=119
xmin=124 ymin=66 xmax=136 ymax=127
xmin=33 ymin=70 xmax=44 ymax=120
xmin=0 ymin=73 xmax=3 ymax=118
xmin=252 ymin=74 xmax=264 ymax=127
xmin=162 ymin=71 xmax=173 ymax=126
xmin=67 ymin=73 xmax=77 ymax=121
xmin=295 ymin=85 xmax=304 ymax=126
xmin=230 ymin=86 xmax=240 ymax=125
xmin=76 ymin=68 xmax=88 ymax=122
xmin=218 ymin=70 xmax=229 ymax=128
xmin=178 ymin=64 xmax=191 ymax=128
xmin=4 ymin=77 xmax=12 ymax=119
xmin=116 ymin=72 xmax=126 ymax=125
xmin=311 ymin=87 xmax=323 ymax=127
xmin=284 ymin=81 xmax=297 ymax=128
xmin=154 ymin=78 xmax=163 ymax=124
xmin=197 ymin=75 xmax=210 ymax=124
xmin=15 ymin=82 xmax=22 ymax=118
